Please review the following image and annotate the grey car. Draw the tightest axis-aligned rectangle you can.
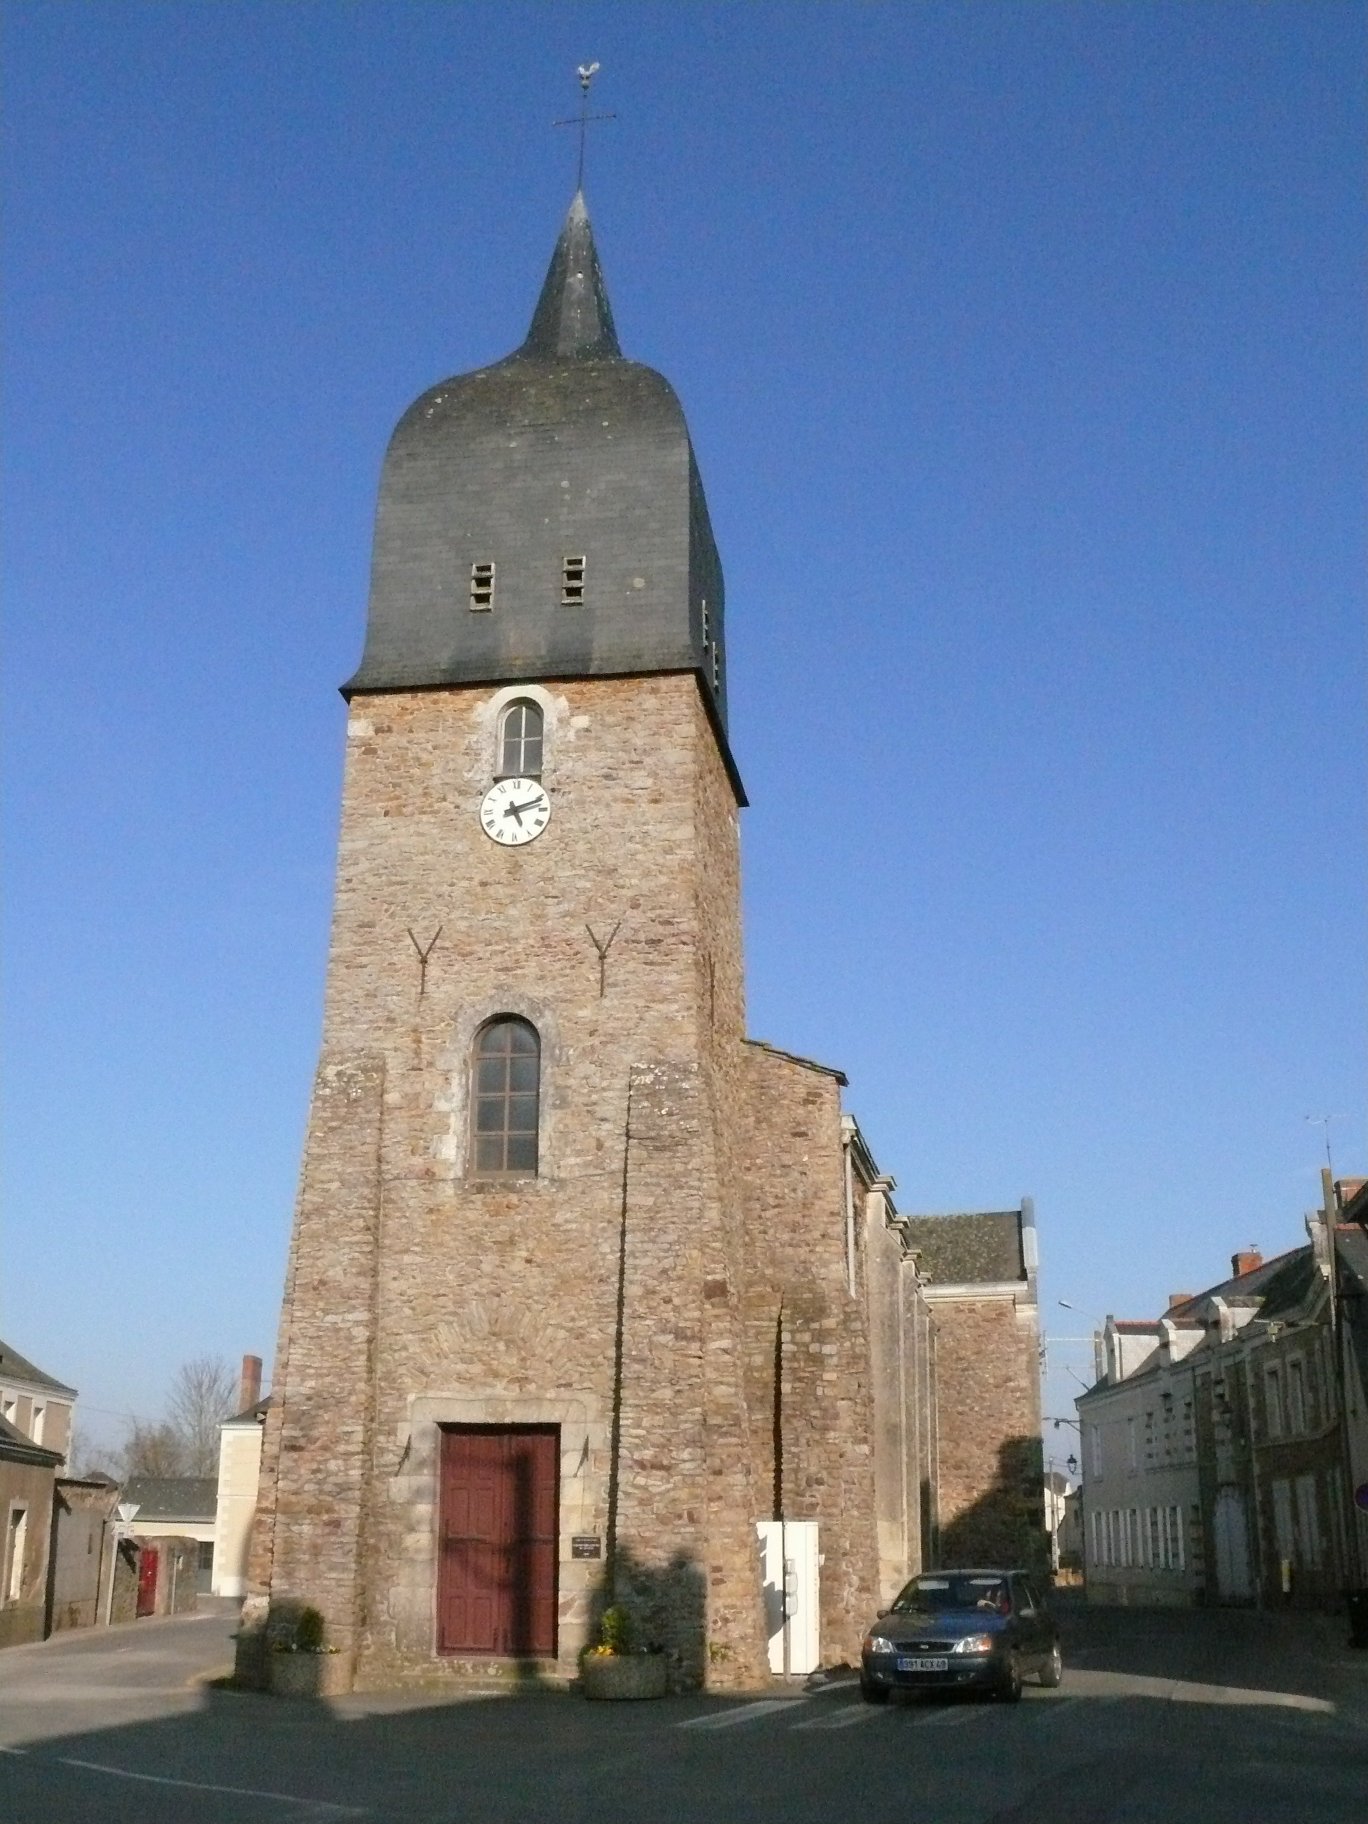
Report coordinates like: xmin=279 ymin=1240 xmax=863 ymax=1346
xmin=860 ymin=1568 xmax=1062 ymax=1703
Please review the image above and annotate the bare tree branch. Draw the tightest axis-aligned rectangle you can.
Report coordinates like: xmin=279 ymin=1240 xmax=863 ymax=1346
xmin=164 ymin=1354 xmax=237 ymax=1477
xmin=120 ymin=1418 xmax=189 ymax=1479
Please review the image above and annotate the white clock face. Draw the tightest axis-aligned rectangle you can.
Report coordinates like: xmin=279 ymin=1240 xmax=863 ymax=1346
xmin=479 ymin=776 xmax=551 ymax=846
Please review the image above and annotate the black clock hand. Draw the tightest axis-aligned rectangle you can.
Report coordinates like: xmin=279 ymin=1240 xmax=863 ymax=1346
xmin=506 ymin=797 xmax=543 ymax=818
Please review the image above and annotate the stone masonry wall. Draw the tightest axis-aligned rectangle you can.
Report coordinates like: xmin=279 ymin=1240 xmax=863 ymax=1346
xmin=239 ymin=1057 xmax=383 ymax=1684
xmin=928 ymin=1291 xmax=1044 ymax=1569
xmin=862 ymin=1188 xmax=913 ymax=1605
xmin=254 ymin=673 xmax=775 ymax=1688
xmin=736 ymin=1046 xmax=882 ymax=1666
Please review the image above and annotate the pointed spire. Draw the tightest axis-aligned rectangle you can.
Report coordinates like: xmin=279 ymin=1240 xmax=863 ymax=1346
xmin=518 ymin=193 xmax=622 ymax=360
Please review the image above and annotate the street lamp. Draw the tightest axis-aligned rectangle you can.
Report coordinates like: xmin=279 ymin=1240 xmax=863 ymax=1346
xmin=1058 ymin=1300 xmax=1107 ymax=1381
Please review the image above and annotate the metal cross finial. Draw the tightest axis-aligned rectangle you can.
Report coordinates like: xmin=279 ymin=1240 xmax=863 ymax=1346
xmin=554 ymin=61 xmax=616 ymax=192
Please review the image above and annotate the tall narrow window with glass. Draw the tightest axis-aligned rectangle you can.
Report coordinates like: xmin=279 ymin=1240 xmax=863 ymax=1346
xmin=471 ymin=1019 xmax=540 ymax=1176
xmin=498 ymin=701 xmax=544 ymax=780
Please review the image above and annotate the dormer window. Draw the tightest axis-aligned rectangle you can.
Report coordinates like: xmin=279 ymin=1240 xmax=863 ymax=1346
xmin=470 ymin=561 xmax=495 ymax=611
xmin=561 ymin=555 xmax=586 ymax=605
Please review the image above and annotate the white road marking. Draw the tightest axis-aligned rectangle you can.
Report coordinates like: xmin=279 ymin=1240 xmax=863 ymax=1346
xmin=49 ymin=1757 xmax=367 ymax=1816
xmin=918 ymin=1704 xmax=988 ymax=1726
xmin=1063 ymin=1669 xmax=1335 ymax=1713
xmin=791 ymin=1703 xmax=877 ymax=1730
xmin=678 ymin=1699 xmax=806 ymax=1730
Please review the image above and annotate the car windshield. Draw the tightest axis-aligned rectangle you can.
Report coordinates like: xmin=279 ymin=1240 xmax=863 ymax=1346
xmin=890 ymin=1575 xmax=1010 ymax=1614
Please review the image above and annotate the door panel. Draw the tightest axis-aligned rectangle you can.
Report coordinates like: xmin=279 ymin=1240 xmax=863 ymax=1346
xmin=136 ymin=1546 xmax=159 ymax=1617
xmin=438 ymin=1425 xmax=558 ymax=1656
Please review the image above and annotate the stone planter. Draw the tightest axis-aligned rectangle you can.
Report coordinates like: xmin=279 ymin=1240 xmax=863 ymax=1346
xmin=268 ymin=1650 xmax=354 ymax=1699
xmin=580 ymin=1652 xmax=669 ymax=1701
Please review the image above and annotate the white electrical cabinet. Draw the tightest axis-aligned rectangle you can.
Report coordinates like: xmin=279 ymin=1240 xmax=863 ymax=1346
xmin=755 ymin=1519 xmax=820 ymax=1676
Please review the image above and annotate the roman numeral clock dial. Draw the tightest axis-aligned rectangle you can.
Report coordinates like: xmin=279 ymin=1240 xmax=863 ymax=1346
xmin=479 ymin=776 xmax=552 ymax=846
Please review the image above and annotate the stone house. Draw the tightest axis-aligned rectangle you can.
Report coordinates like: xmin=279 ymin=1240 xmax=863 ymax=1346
xmin=46 ymin=1475 xmax=122 ymax=1633
xmin=0 ymin=1339 xmax=75 ymax=1648
xmin=0 ymin=1338 xmax=74 ymax=1471
xmin=239 ymin=192 xmax=1043 ymax=1692
xmin=1191 ymin=1177 xmax=1366 ymax=1610
xmin=1078 ymin=1173 xmax=1367 ymax=1611
xmin=902 ymin=1206 xmax=1043 ymax=1569
xmin=1 ymin=1415 xmax=63 ymax=1648
xmin=1337 ymin=1179 xmax=1368 ymax=1589
xmin=1076 ymin=1310 xmax=1207 ymax=1606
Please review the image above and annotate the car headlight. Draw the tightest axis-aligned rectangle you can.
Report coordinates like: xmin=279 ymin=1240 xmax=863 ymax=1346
xmin=951 ymin=1634 xmax=996 ymax=1655
xmin=863 ymin=1634 xmax=895 ymax=1656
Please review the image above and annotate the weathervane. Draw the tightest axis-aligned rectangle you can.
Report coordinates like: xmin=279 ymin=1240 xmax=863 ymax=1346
xmin=554 ymin=62 xmax=615 ymax=192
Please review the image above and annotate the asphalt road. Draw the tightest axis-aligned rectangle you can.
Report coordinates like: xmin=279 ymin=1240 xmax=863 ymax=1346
xmin=2 ymin=1601 xmax=1366 ymax=1823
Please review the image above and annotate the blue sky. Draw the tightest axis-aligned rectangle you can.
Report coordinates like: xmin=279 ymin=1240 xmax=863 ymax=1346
xmin=3 ymin=3 xmax=1362 ymax=1459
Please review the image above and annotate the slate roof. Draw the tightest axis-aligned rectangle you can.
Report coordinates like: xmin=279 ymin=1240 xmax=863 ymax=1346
xmin=518 ymin=192 xmax=621 ymax=361
xmin=121 ymin=1477 xmax=217 ymax=1522
xmin=223 ymin=1394 xmax=271 ymax=1426
xmin=0 ymin=1411 xmax=63 ymax=1468
xmin=0 ymin=1337 xmax=76 ymax=1397
xmin=742 ymin=1039 xmax=848 ymax=1086
xmin=1247 ymin=1246 xmax=1320 ymax=1321
xmin=345 ymin=192 xmax=739 ymax=788
xmin=1166 ymin=1248 xmax=1300 ymax=1317
xmin=901 ymin=1210 xmax=1026 ymax=1286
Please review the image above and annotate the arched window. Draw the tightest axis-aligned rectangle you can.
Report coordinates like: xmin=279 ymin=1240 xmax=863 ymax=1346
xmin=498 ymin=700 xmax=543 ymax=779
xmin=471 ymin=1018 xmax=540 ymax=1176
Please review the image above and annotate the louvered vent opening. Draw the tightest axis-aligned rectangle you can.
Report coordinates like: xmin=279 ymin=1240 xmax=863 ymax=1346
xmin=561 ymin=555 xmax=586 ymax=605
xmin=470 ymin=560 xmax=495 ymax=611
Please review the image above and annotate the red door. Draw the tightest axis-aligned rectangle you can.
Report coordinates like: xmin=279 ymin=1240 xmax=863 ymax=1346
xmin=437 ymin=1426 xmax=558 ymax=1656
xmin=136 ymin=1546 xmax=159 ymax=1617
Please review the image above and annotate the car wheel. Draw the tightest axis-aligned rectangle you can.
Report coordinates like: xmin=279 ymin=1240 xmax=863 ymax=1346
xmin=859 ymin=1676 xmax=891 ymax=1705
xmin=997 ymin=1656 xmax=1024 ymax=1703
xmin=1038 ymin=1642 xmax=1063 ymax=1689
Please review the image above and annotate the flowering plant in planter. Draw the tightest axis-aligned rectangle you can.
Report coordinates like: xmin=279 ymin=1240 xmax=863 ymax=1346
xmin=263 ymin=1602 xmax=353 ymax=1699
xmin=583 ymin=1604 xmax=636 ymax=1659
xmin=580 ymin=1605 xmax=668 ymax=1699
xmin=268 ymin=1603 xmax=339 ymax=1655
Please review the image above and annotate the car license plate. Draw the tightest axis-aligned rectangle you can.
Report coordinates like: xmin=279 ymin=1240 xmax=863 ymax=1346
xmin=897 ymin=1655 xmax=949 ymax=1672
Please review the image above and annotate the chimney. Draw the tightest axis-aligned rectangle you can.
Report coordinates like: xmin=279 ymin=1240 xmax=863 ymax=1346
xmin=238 ymin=1353 xmax=263 ymax=1411
xmin=1167 ymin=1291 xmax=1193 ymax=1310
xmin=1231 ymin=1249 xmax=1262 ymax=1279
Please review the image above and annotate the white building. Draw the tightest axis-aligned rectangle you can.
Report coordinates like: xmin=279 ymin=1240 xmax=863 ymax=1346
xmin=1076 ymin=1314 xmax=1209 ymax=1606
xmin=211 ymin=1396 xmax=267 ymax=1599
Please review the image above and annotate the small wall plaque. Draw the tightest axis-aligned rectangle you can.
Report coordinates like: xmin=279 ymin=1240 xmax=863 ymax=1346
xmin=571 ymin=1534 xmax=602 ymax=1560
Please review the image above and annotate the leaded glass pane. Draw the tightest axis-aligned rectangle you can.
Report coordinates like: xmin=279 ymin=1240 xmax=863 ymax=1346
xmin=499 ymin=702 xmax=544 ymax=779
xmin=470 ymin=1017 xmax=540 ymax=1175
xmin=474 ymin=1135 xmax=504 ymax=1172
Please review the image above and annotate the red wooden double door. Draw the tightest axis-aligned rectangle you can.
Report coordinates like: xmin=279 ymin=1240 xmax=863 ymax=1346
xmin=437 ymin=1424 xmax=559 ymax=1657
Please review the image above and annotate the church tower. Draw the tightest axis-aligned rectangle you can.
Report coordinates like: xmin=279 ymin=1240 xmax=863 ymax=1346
xmin=242 ymin=193 xmax=780 ymax=1688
